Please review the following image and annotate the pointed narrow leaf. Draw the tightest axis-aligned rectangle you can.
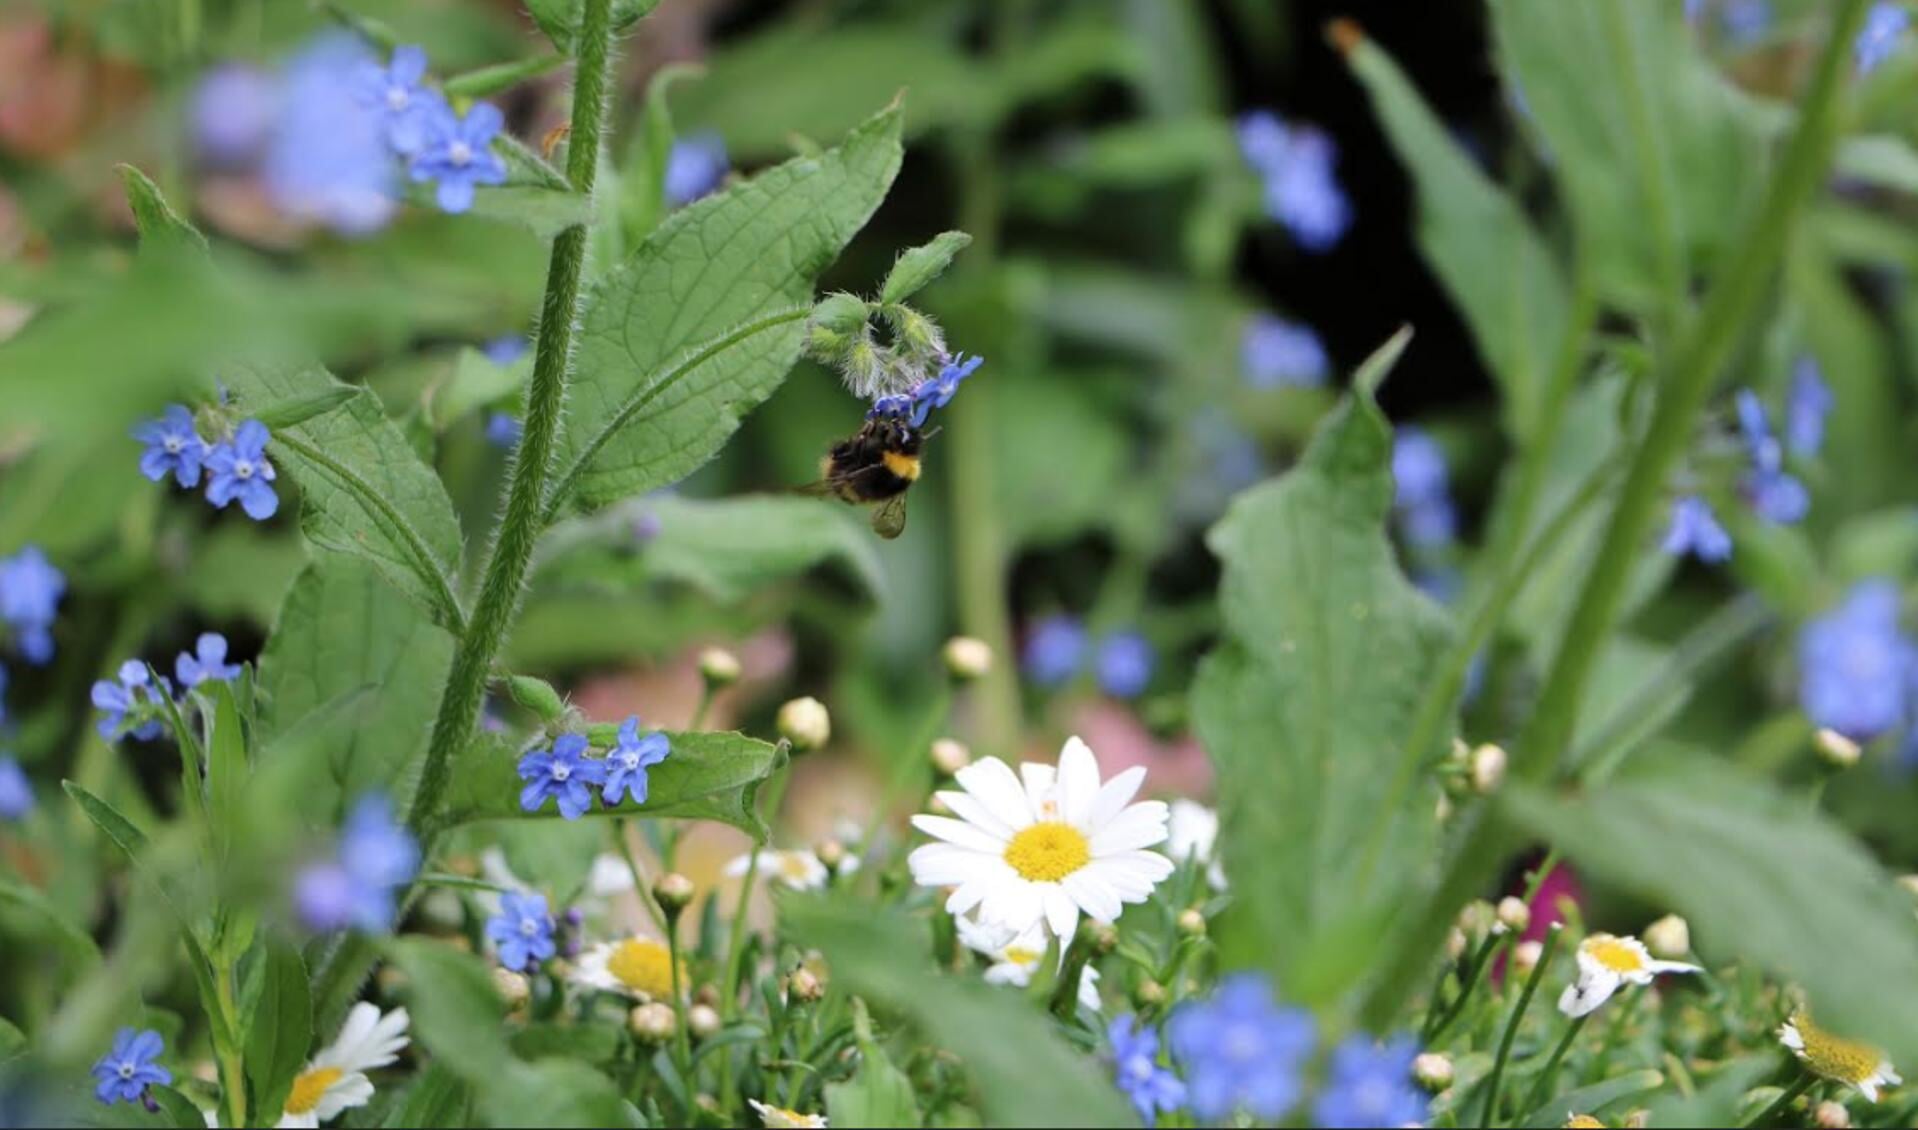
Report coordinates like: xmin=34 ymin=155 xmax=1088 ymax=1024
xmin=879 ymin=230 xmax=972 ymax=304
xmin=245 ymin=939 xmax=313 ymax=1126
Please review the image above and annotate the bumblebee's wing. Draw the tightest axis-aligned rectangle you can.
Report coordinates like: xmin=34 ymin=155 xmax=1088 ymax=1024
xmin=869 ymin=492 xmax=908 ymax=539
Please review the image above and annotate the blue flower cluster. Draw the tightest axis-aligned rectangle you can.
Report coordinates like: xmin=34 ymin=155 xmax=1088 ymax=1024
xmin=1020 ymin=615 xmax=1158 ymax=699
xmin=1240 ymin=313 xmax=1329 ymax=390
xmin=1237 ymin=111 xmax=1352 ymax=252
xmin=487 ymin=890 xmax=558 ymax=972
xmin=91 ymin=1028 xmax=171 ymax=1108
xmin=0 ymin=545 xmax=64 ymax=665
xmin=518 ymin=717 xmax=672 ymax=820
xmin=872 ymin=353 xmax=985 ymax=428
xmin=1857 ymin=1 xmax=1911 ymax=73
xmin=295 ymin=794 xmax=421 ymax=933
xmin=664 ymin=132 xmax=730 ymax=207
xmin=0 ymin=756 xmax=32 ymax=822
xmin=1799 ymin=580 xmax=1916 ymax=742
xmin=135 ymin=407 xmax=279 ymax=521
xmin=1313 ymin=1035 xmax=1428 ymax=1128
xmin=90 ymin=634 xmax=245 ymax=743
xmin=1392 ymin=427 xmax=1458 ymax=551
xmin=1662 ymin=364 xmax=1830 ymax=565
xmin=1107 ymin=1015 xmax=1185 ymax=1123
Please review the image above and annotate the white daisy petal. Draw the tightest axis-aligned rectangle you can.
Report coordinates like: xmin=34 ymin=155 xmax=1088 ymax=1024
xmin=910 ymin=814 xmax=1010 ymax=855
xmin=956 ymin=757 xmax=1034 ymax=831
xmin=1043 ymin=884 xmax=1081 ymax=941
xmin=1062 ymin=870 xmax=1122 ymax=923
xmin=1088 ymin=765 xmax=1147 ymax=828
xmin=935 ymin=790 xmax=1017 ymax=840
xmin=909 ymin=843 xmax=994 ymax=886
xmin=311 ymin=1073 xmax=373 ymax=1121
xmin=1089 ymin=805 xmax=1171 ymax=855
xmin=1055 ymin=736 xmax=1101 ymax=828
xmin=1020 ymin=763 xmax=1059 ymax=821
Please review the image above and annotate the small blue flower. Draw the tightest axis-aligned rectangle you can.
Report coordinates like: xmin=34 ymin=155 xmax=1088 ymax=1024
xmin=1736 ymin=388 xmax=1782 ymax=472
xmin=1787 ymin=357 xmax=1832 ymax=457
xmin=1240 ymin=314 xmax=1328 ymax=389
xmin=1857 ymin=1 xmax=1909 ymax=72
xmin=1023 ymin=615 xmax=1088 ymax=687
xmin=1238 ymin=113 xmax=1351 ymax=252
xmin=192 ymin=64 xmax=281 ymax=168
xmin=1661 ymin=495 xmax=1732 ymax=563
xmin=295 ymin=793 xmax=420 ymax=933
xmin=486 ymin=890 xmax=557 ymax=972
xmin=90 ymin=661 xmax=168 ymax=742
xmin=1736 ymin=388 xmax=1808 ymax=524
xmin=1108 ymin=1014 xmax=1185 ymax=1124
xmin=91 ymin=1028 xmax=171 ymax=1107
xmin=409 ymin=101 xmax=508 ymax=214
xmin=133 ymin=405 xmax=208 ymax=489
xmin=1723 ymin=0 xmax=1772 ymax=44
xmin=483 ymin=335 xmax=528 ymax=367
xmin=1095 ymin=631 xmax=1155 ymax=700
xmin=664 ymin=131 xmax=729 ymax=207
xmin=175 ymin=633 xmax=243 ymax=689
xmin=0 ymin=546 xmax=64 ymax=665
xmin=868 ymin=394 xmax=913 ymax=420
xmin=1312 ymin=1034 xmax=1428 ymax=1129
xmin=602 ymin=716 xmax=671 ymax=807
xmin=354 ymin=45 xmax=444 ymax=156
xmin=265 ymin=34 xmax=397 ymax=236
xmin=204 ymin=420 xmax=279 ymax=521
xmin=909 ymin=353 xmax=984 ymax=427
xmin=485 ymin=412 xmax=523 ymax=449
xmin=518 ymin=733 xmax=607 ymax=820
xmin=1392 ymin=428 xmax=1458 ymax=549
xmin=1800 ymin=580 xmax=1915 ymax=740
xmin=1167 ymin=973 xmax=1316 ymax=1121
xmin=0 ymin=756 xmax=32 ymax=821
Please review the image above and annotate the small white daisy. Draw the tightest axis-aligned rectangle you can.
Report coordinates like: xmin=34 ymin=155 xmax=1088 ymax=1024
xmin=1166 ymin=798 xmax=1227 ymax=890
xmin=275 ymin=1003 xmax=409 ymax=1128
xmin=955 ymin=914 xmax=1101 ymax=1012
xmin=724 ymin=848 xmax=860 ymax=891
xmin=572 ymin=935 xmax=684 ymax=1002
xmin=1557 ymin=933 xmax=1700 ymax=1018
xmin=907 ymin=736 xmax=1173 ymax=948
xmin=748 ymin=1098 xmax=828 ymax=1127
xmin=1780 ymin=1011 xmax=1902 ymax=1102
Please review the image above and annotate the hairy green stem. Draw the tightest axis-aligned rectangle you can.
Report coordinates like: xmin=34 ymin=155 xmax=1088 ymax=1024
xmin=1479 ymin=924 xmax=1562 ymax=1130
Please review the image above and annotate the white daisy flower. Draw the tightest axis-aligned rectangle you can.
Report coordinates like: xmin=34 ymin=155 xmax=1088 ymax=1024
xmin=275 ymin=1003 xmax=409 ymax=1128
xmin=748 ymin=1098 xmax=828 ymax=1127
xmin=1556 ymin=933 xmax=1700 ymax=1018
xmin=954 ymin=915 xmax=1101 ymax=1012
xmin=1779 ymin=1011 xmax=1902 ymax=1102
xmin=572 ymin=935 xmax=684 ymax=1002
xmin=1166 ymin=799 xmax=1226 ymax=890
xmin=724 ymin=848 xmax=860 ymax=891
xmin=907 ymin=736 xmax=1173 ymax=948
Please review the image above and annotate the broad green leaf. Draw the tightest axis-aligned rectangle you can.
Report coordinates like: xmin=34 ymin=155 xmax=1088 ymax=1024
xmin=385 ymin=938 xmax=513 ymax=1079
xmin=244 ymin=939 xmax=313 ymax=1127
xmin=1190 ymin=331 xmax=1456 ymax=1009
xmin=204 ymin=681 xmax=247 ymax=861
xmin=1640 ymin=1057 xmax=1771 ymax=1129
xmin=223 ymin=361 xmax=466 ymax=628
xmin=1515 ymin=1068 xmax=1664 ymax=1130
xmin=383 ymin=1063 xmax=471 ymax=1128
xmin=0 ymin=874 xmax=101 ymax=967
xmin=550 ymin=105 xmax=903 ymax=516
xmin=444 ymin=730 xmax=782 ymax=839
xmin=423 ymin=184 xmax=594 ymax=240
xmin=879 ymin=231 xmax=972 ymax=305
xmin=150 ymin=1086 xmax=211 ymax=1129
xmin=1342 ymin=33 xmax=1567 ymax=442
xmin=428 ymin=346 xmax=531 ymax=431
xmin=119 ymin=165 xmax=207 ymax=253
xmin=617 ymin=63 xmax=703 ymax=246
xmin=824 ymin=1001 xmax=922 ymax=1129
xmin=1500 ymin=758 xmax=1918 ymax=1064
xmin=257 ymin=560 xmax=454 ymax=819
xmin=786 ymin=897 xmax=1134 ymax=1128
xmin=483 ymin=1060 xmax=629 ymax=1129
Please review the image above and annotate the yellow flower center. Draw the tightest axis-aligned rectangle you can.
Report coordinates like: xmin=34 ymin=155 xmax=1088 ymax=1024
xmin=1584 ymin=935 xmax=1647 ymax=975
xmin=1002 ymin=945 xmax=1042 ymax=966
xmin=284 ymin=1067 xmax=343 ymax=1115
xmin=778 ymin=854 xmax=813 ymax=882
xmin=609 ymin=938 xmax=683 ymax=1000
xmin=1562 ymin=1117 xmax=1604 ymax=1129
xmin=1791 ymin=1013 xmax=1887 ymax=1085
xmin=758 ymin=1106 xmax=815 ymax=1129
xmin=1003 ymin=821 xmax=1090 ymax=882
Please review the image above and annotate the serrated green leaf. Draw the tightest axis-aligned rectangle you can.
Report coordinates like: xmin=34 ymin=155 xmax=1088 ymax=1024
xmin=1190 ymin=335 xmax=1456 ymax=1010
xmin=244 ymin=939 xmax=313 ymax=1127
xmin=0 ymin=874 xmax=101 ymax=967
xmin=549 ymin=105 xmax=903 ymax=516
xmin=879 ymin=231 xmax=971 ymax=304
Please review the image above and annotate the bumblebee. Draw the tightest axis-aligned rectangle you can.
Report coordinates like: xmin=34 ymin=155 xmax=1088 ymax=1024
xmin=802 ymin=412 xmax=931 ymax=539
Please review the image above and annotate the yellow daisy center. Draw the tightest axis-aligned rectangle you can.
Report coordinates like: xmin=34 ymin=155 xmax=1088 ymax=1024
xmin=1562 ymin=1117 xmax=1604 ymax=1129
xmin=1003 ymin=821 xmax=1090 ymax=882
xmin=1002 ymin=945 xmax=1042 ymax=966
xmin=759 ymin=1106 xmax=814 ymax=1129
xmin=284 ymin=1067 xmax=343 ymax=1115
xmin=1584 ymin=935 xmax=1647 ymax=975
xmin=609 ymin=938 xmax=683 ymax=1000
xmin=1791 ymin=1013 xmax=1887 ymax=1085
xmin=778 ymin=855 xmax=813 ymax=882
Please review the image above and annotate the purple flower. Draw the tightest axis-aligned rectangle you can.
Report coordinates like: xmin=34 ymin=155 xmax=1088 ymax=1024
xmin=1108 ymin=1015 xmax=1185 ymax=1123
xmin=1022 ymin=615 xmax=1087 ymax=688
xmin=602 ymin=716 xmax=670 ymax=807
xmin=133 ymin=404 xmax=208 ymax=488
xmin=265 ymin=34 xmax=397 ymax=236
xmin=1312 ymin=1035 xmax=1427 ymax=1129
xmin=0 ymin=546 xmax=64 ymax=665
xmin=1661 ymin=495 xmax=1732 ymax=563
xmin=1167 ymin=973 xmax=1315 ymax=1121
xmin=409 ymin=101 xmax=508 ymax=214
xmin=664 ymin=132 xmax=729 ymax=207
xmin=485 ymin=412 xmax=523 ymax=449
xmin=1857 ymin=1 xmax=1909 ymax=72
xmin=90 ymin=661 xmax=168 ymax=742
xmin=1787 ymin=357 xmax=1832 ymax=457
xmin=1240 ymin=314 xmax=1328 ymax=389
xmin=486 ymin=890 xmax=557 ymax=972
xmin=175 ymin=633 xmax=242 ymax=689
xmin=1238 ymin=112 xmax=1351 ymax=251
xmin=354 ymin=45 xmax=444 ymax=155
xmin=518 ymin=733 xmax=606 ymax=820
xmin=1799 ymin=580 xmax=1915 ymax=741
xmin=205 ymin=420 xmax=279 ymax=521
xmin=0 ymin=756 xmax=32 ymax=821
xmin=295 ymin=794 xmax=419 ymax=933
xmin=192 ymin=64 xmax=280 ymax=168
xmin=1095 ymin=632 xmax=1155 ymax=699
xmin=91 ymin=1028 xmax=170 ymax=1107
xmin=909 ymin=353 xmax=983 ymax=426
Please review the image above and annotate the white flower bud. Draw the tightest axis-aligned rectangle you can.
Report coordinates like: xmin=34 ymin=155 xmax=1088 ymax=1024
xmin=1176 ymin=908 xmax=1207 ymax=938
xmin=1496 ymin=896 xmax=1530 ymax=935
xmin=688 ymin=1003 xmax=722 ymax=1040
xmin=943 ymin=636 xmax=993 ymax=680
xmin=1814 ymin=728 xmax=1861 ymax=769
xmin=1512 ymin=940 xmax=1544 ymax=979
xmin=1458 ymin=899 xmax=1495 ymax=939
xmin=930 ymin=737 xmax=972 ymax=776
xmin=1470 ymin=743 xmax=1508 ymax=795
xmin=698 ymin=646 xmax=742 ymax=686
xmin=1897 ymin=874 xmax=1918 ymax=899
xmin=1644 ymin=914 xmax=1691 ymax=960
xmin=786 ymin=967 xmax=824 ymax=1004
xmin=1445 ymin=927 xmax=1468 ymax=961
xmin=1814 ymin=1100 xmax=1851 ymax=1129
xmin=1413 ymin=1052 xmax=1454 ymax=1090
xmin=815 ymin=838 xmax=846 ymax=871
xmin=492 ymin=968 xmax=531 ymax=1008
xmin=628 ymin=1002 xmax=678 ymax=1043
xmin=777 ymin=696 xmax=831 ymax=751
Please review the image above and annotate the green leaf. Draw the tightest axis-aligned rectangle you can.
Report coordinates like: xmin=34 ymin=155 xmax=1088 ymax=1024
xmin=444 ymin=730 xmax=783 ymax=839
xmin=617 ymin=63 xmax=704 ymax=245
xmin=1515 ymin=1068 xmax=1664 ymax=1130
xmin=787 ymin=897 xmax=1133 ymax=1128
xmin=1500 ymin=757 xmax=1918 ymax=1065
xmin=222 ymin=361 xmax=466 ymax=628
xmin=428 ymin=346 xmax=531 ymax=431
xmin=244 ymin=939 xmax=313 ymax=1127
xmin=151 ymin=1086 xmax=212 ymax=1129
xmin=824 ymin=1001 xmax=922 ymax=1129
xmin=1342 ymin=33 xmax=1567 ymax=442
xmin=879 ymin=231 xmax=972 ymax=305
xmin=484 ymin=1060 xmax=630 ymax=1129
xmin=550 ymin=104 xmax=903 ymax=516
xmin=446 ymin=184 xmax=595 ymax=239
xmin=204 ymin=681 xmax=247 ymax=861
xmin=383 ymin=1063 xmax=471 ymax=1128
xmin=0 ymin=874 xmax=101 ymax=967
xmin=990 ymin=368 xmax=1131 ymax=549
xmin=1190 ymin=332 xmax=1456 ymax=1010
xmin=526 ymin=0 xmax=660 ymax=55
xmin=385 ymin=938 xmax=512 ymax=1079
xmin=120 ymin=165 xmax=207 ymax=253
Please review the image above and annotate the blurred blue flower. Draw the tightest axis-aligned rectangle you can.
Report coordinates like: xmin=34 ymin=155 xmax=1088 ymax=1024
xmin=518 ymin=733 xmax=606 ymax=820
xmin=483 ymin=335 xmax=528 ymax=366
xmin=265 ymin=34 xmax=397 ymax=235
xmin=175 ymin=633 xmax=242 ymax=689
xmin=1787 ymin=357 xmax=1832 ymax=457
xmin=0 ymin=546 xmax=64 ymax=664
xmin=664 ymin=131 xmax=729 ymax=207
xmin=1023 ymin=615 xmax=1088 ymax=687
xmin=0 ymin=756 xmax=32 ymax=821
xmin=410 ymin=101 xmax=508 ymax=214
xmin=1736 ymin=389 xmax=1807 ymax=525
xmin=354 ymin=45 xmax=444 ymax=156
xmin=1736 ymin=389 xmax=1781 ymax=471
xmin=91 ymin=661 xmax=168 ymax=742
xmin=603 ymin=716 xmax=671 ymax=807
xmin=1800 ymin=580 xmax=1914 ymax=740
xmin=1240 ymin=314 xmax=1328 ymax=389
xmin=1312 ymin=1034 xmax=1427 ymax=1129
xmin=910 ymin=353 xmax=984 ymax=427
xmin=1238 ymin=112 xmax=1351 ymax=252
xmin=1857 ymin=2 xmax=1910 ymax=72
xmin=1108 ymin=1015 xmax=1185 ymax=1124
xmin=205 ymin=420 xmax=279 ymax=521
xmin=133 ymin=405 xmax=207 ymax=488
xmin=486 ymin=890 xmax=557 ymax=972
xmin=1661 ymin=495 xmax=1732 ymax=563
xmin=485 ymin=412 xmax=523 ymax=448
xmin=1095 ymin=631 xmax=1155 ymax=699
xmin=1723 ymin=0 xmax=1772 ymax=44
xmin=91 ymin=1028 xmax=170 ymax=1107
xmin=1392 ymin=428 xmax=1458 ymax=548
xmin=192 ymin=64 xmax=280 ymax=168
xmin=1168 ymin=973 xmax=1315 ymax=1121
xmin=1235 ymin=111 xmax=1290 ymax=170
xmin=295 ymin=794 xmax=420 ymax=933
